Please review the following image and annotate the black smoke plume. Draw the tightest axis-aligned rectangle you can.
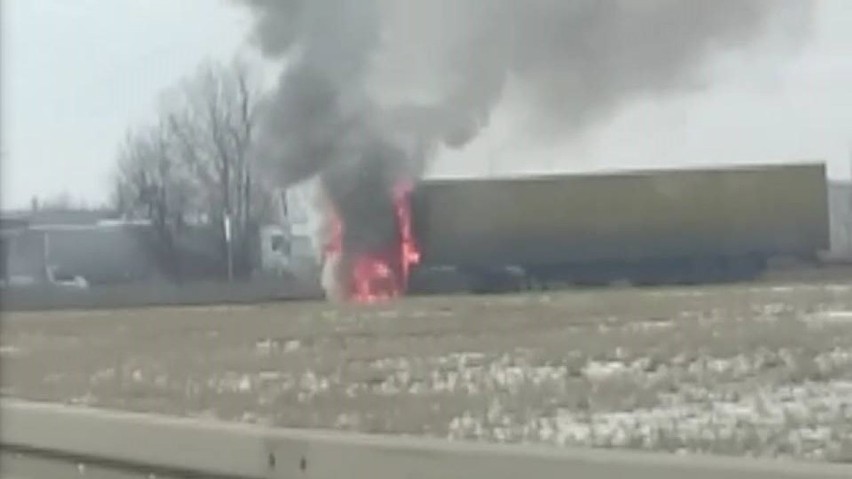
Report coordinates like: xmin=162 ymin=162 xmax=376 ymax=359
xmin=240 ymin=0 xmax=814 ymax=283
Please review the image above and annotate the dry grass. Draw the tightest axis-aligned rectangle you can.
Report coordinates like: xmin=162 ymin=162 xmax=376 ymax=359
xmin=2 ymin=282 xmax=852 ymax=462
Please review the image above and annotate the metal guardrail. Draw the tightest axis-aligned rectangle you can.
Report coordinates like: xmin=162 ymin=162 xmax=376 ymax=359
xmin=1 ymin=450 xmax=177 ymax=479
xmin=1 ymin=399 xmax=849 ymax=479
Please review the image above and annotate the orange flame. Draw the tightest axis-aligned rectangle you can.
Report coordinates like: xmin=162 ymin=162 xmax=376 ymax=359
xmin=322 ymin=181 xmax=420 ymax=303
xmin=393 ymin=180 xmax=421 ymax=286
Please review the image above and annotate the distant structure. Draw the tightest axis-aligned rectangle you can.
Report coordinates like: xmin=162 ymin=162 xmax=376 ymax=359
xmin=4 ymin=176 xmax=851 ymax=289
xmin=0 ymin=208 xmax=157 ymax=288
xmin=260 ymin=182 xmax=321 ymax=280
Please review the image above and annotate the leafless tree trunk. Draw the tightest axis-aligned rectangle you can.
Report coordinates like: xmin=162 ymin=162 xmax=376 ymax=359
xmin=166 ymin=60 xmax=260 ymax=280
xmin=113 ymin=58 xmax=263 ymax=282
xmin=112 ymin=121 xmax=195 ymax=280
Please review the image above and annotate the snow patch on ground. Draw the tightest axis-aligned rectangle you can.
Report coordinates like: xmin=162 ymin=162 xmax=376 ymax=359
xmin=804 ymin=311 xmax=852 ymax=327
xmin=0 ymin=345 xmax=25 ymax=357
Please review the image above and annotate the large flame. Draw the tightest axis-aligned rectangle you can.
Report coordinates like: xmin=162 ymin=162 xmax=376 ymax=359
xmin=322 ymin=181 xmax=420 ymax=303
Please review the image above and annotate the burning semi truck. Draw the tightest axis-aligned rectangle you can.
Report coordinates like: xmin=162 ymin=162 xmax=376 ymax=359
xmin=279 ymin=162 xmax=830 ymax=302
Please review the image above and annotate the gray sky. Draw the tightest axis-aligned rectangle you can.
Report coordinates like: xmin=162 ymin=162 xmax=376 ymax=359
xmin=1 ymin=0 xmax=253 ymax=209
xmin=3 ymin=0 xmax=851 ymax=209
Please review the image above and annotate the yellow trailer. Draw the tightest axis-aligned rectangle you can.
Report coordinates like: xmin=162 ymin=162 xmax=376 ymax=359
xmin=410 ymin=163 xmax=829 ymax=290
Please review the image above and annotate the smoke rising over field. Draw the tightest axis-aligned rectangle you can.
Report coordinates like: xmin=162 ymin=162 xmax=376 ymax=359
xmin=244 ymin=0 xmax=813 ymax=185
xmin=239 ymin=0 xmax=814 ymax=297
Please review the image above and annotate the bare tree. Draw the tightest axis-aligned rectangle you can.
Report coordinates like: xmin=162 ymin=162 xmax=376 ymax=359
xmin=113 ymin=121 xmax=197 ymax=278
xmin=167 ymin=60 xmax=260 ymax=280
xmin=111 ymin=59 xmax=264 ymax=281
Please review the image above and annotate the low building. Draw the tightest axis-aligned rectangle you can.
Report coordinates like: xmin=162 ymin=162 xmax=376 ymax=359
xmin=1 ymin=209 xmax=158 ymax=287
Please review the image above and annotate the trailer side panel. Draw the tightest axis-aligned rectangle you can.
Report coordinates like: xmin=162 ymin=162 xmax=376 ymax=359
xmin=412 ymin=164 xmax=830 ymax=270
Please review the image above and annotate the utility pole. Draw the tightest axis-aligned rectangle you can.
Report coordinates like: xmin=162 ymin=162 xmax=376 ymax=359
xmin=224 ymin=213 xmax=233 ymax=282
xmin=847 ymin=143 xmax=852 ymax=256
xmin=42 ymin=231 xmax=51 ymax=284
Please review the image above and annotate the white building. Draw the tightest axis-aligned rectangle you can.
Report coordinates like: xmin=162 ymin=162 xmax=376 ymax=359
xmin=259 ymin=177 xmax=324 ymax=279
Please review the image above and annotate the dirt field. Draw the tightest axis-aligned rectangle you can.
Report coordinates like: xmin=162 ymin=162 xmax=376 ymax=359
xmin=2 ymin=282 xmax=852 ymax=463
